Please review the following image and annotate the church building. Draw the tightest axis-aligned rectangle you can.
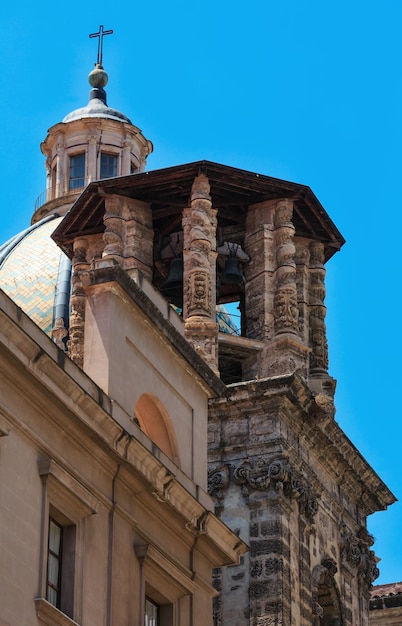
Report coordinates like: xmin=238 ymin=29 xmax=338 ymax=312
xmin=0 ymin=29 xmax=396 ymax=626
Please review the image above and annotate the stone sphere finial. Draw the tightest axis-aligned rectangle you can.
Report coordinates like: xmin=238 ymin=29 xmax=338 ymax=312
xmin=88 ymin=63 xmax=109 ymax=89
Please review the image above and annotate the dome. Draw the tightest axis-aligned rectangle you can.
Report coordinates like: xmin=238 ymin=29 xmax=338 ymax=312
xmin=0 ymin=60 xmax=152 ymax=345
xmin=62 ymin=97 xmax=132 ymax=124
xmin=0 ymin=215 xmax=71 ymax=337
xmin=62 ymin=63 xmax=132 ymax=124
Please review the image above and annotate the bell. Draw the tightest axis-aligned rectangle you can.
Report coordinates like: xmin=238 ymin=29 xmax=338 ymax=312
xmin=161 ymin=257 xmax=184 ymax=308
xmin=220 ymin=255 xmax=244 ymax=285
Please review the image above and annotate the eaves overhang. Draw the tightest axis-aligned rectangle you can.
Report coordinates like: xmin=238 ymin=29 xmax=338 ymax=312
xmin=52 ymin=160 xmax=345 ymax=262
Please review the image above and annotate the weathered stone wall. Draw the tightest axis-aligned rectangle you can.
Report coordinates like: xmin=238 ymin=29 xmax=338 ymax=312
xmin=208 ymin=375 xmax=382 ymax=626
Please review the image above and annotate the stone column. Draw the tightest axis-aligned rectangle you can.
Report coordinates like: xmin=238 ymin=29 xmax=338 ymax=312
xmin=68 ymin=238 xmax=90 ymax=368
xmin=273 ymin=200 xmax=298 ymax=337
xmin=183 ymin=174 xmax=218 ymax=374
xmin=255 ymin=200 xmax=310 ymax=377
xmin=295 ymin=242 xmax=311 ymax=345
xmin=308 ymin=242 xmax=328 ymax=377
xmin=102 ymin=195 xmax=125 ymax=266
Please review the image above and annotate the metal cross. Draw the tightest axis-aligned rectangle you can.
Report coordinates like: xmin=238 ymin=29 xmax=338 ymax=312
xmin=89 ymin=25 xmax=113 ymax=66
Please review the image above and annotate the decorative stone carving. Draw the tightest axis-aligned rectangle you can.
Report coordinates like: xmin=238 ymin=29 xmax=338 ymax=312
xmin=103 ymin=216 xmax=123 ymax=259
xmin=208 ymin=465 xmax=230 ymax=503
xmin=68 ymin=239 xmax=89 ymax=368
xmin=51 ymin=317 xmax=68 ymax=350
xmin=183 ymin=174 xmax=218 ymax=372
xmin=183 ymin=174 xmax=216 ymax=318
xmin=68 ymin=293 xmax=85 ymax=368
xmin=273 ymin=201 xmax=299 ymax=336
xmin=187 ymin=269 xmax=211 ymax=316
xmin=341 ymin=525 xmax=380 ymax=585
xmin=274 ymin=286 xmax=299 ymax=333
xmin=322 ymin=557 xmax=338 ymax=576
xmin=233 ymin=456 xmax=319 ymax=522
xmin=309 ymin=242 xmax=328 ymax=375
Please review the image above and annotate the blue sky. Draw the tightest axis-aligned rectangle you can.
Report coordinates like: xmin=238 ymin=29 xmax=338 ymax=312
xmin=0 ymin=1 xmax=401 ymax=584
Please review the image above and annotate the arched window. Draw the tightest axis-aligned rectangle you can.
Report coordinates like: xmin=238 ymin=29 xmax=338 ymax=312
xmin=135 ymin=394 xmax=180 ymax=466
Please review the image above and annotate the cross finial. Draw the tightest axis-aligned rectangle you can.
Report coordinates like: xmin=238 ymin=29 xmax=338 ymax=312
xmin=89 ymin=25 xmax=113 ymax=66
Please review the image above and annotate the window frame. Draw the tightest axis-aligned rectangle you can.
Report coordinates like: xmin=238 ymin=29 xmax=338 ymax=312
xmin=145 ymin=597 xmax=160 ymax=626
xmin=99 ymin=152 xmax=118 ymax=180
xmin=36 ymin=458 xmax=99 ymax=626
xmin=69 ymin=153 xmax=86 ymax=190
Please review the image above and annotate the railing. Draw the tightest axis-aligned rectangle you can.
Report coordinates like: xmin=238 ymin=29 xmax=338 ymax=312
xmin=34 ymin=180 xmax=89 ymax=212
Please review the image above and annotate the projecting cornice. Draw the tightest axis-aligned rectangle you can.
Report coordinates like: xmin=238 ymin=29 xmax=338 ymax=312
xmin=209 ymin=372 xmax=396 ymax=515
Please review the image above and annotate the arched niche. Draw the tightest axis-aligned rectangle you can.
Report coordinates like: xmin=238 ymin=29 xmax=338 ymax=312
xmin=312 ymin=558 xmax=344 ymax=626
xmin=134 ymin=394 xmax=180 ymax=466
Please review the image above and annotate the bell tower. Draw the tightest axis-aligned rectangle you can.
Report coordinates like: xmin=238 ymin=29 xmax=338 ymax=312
xmin=51 ymin=146 xmax=395 ymax=626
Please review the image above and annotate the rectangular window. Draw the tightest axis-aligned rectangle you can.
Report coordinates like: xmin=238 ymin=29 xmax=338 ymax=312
xmin=100 ymin=153 xmax=118 ymax=179
xmin=37 ymin=458 xmax=99 ymax=625
xmin=145 ymin=598 xmax=159 ymax=626
xmin=46 ymin=514 xmax=76 ymax=617
xmin=47 ymin=519 xmax=62 ymax=608
xmin=69 ymin=153 xmax=85 ymax=190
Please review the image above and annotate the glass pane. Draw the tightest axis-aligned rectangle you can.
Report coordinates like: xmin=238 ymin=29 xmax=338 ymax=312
xmin=49 ymin=520 xmax=61 ymax=554
xmin=100 ymin=154 xmax=117 ymax=179
xmin=69 ymin=154 xmax=85 ymax=189
xmin=48 ymin=553 xmax=59 ymax=586
xmin=47 ymin=585 xmax=58 ymax=606
xmin=145 ymin=598 xmax=158 ymax=626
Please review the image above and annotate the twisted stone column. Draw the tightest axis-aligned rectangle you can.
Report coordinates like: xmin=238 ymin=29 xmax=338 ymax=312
xmin=308 ymin=242 xmax=328 ymax=376
xmin=69 ymin=238 xmax=90 ymax=368
xmin=102 ymin=196 xmax=124 ymax=264
xmin=273 ymin=200 xmax=299 ymax=337
xmin=183 ymin=174 xmax=218 ymax=373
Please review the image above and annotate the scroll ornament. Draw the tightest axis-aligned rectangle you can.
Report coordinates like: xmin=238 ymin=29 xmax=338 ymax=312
xmin=208 ymin=465 xmax=230 ymax=502
xmin=233 ymin=457 xmax=319 ymax=522
xmin=341 ymin=525 xmax=379 ymax=584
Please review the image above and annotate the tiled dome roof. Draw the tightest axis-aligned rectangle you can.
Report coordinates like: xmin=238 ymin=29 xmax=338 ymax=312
xmin=0 ymin=215 xmax=70 ymax=337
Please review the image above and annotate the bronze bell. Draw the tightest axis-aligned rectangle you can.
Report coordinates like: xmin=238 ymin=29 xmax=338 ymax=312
xmin=220 ymin=255 xmax=244 ymax=285
xmin=161 ymin=257 xmax=184 ymax=308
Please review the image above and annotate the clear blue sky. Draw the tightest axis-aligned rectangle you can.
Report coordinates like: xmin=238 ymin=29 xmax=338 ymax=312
xmin=0 ymin=1 xmax=401 ymax=584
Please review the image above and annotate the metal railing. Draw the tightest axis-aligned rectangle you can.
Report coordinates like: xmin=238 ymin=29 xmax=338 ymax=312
xmin=34 ymin=180 xmax=88 ymax=212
